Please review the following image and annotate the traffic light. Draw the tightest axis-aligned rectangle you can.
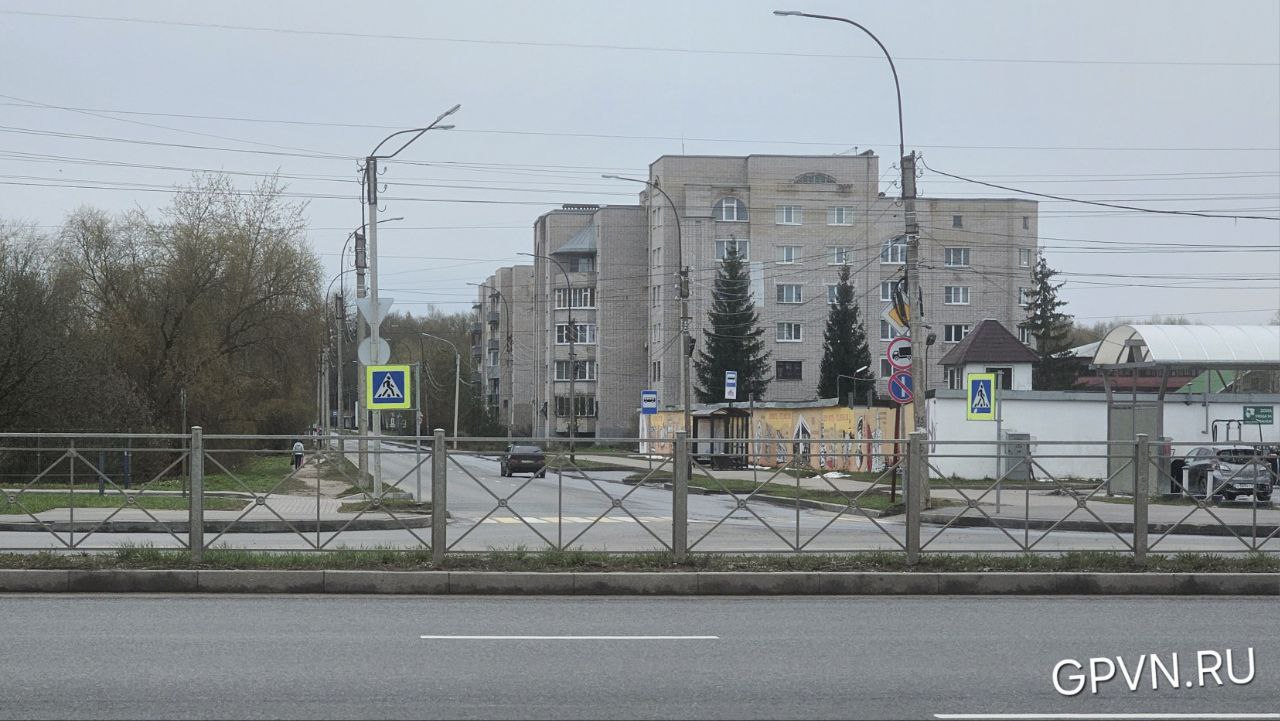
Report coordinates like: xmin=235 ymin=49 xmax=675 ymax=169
xmin=685 ymin=335 xmax=696 ymax=357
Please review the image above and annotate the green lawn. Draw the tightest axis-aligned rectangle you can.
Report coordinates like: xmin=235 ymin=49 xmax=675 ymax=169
xmin=544 ymin=457 xmax=637 ymax=473
xmin=0 ymin=493 xmax=246 ymax=515
xmin=149 ymin=455 xmax=308 ymax=494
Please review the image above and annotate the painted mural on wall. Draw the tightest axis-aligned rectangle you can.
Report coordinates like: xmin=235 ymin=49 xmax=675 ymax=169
xmin=642 ymin=403 xmax=906 ymax=473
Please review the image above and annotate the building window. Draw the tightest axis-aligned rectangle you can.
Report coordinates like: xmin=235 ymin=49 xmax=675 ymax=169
xmin=1018 ymin=325 xmax=1033 ymax=346
xmin=555 ymin=323 xmax=596 ymax=344
xmin=715 ymin=197 xmax=748 ymax=222
xmin=880 ymin=320 xmax=906 ymax=341
xmin=554 ymin=286 xmax=595 ymax=309
xmin=776 ymin=361 xmax=803 ymax=380
xmin=776 ymin=322 xmax=802 ymax=342
xmin=880 ymin=237 xmax=907 ymax=264
xmin=775 ymin=205 xmax=803 ymax=225
xmin=795 ymin=172 xmax=837 ymax=184
xmin=952 ymin=214 xmax=963 ymax=228
xmin=828 ymin=206 xmax=855 ymax=225
xmin=1019 ymin=287 xmax=1032 ymax=307
xmin=943 ymin=286 xmax=970 ymax=305
xmin=554 ymin=360 xmax=597 ymax=381
xmin=828 ymin=246 xmax=851 ymax=265
xmin=944 ymin=247 xmax=970 ymax=267
xmin=776 ymin=245 xmax=800 ymax=264
xmin=555 ymin=395 xmax=598 ymax=418
xmin=1022 ymin=216 xmax=1029 ymax=230
xmin=715 ymin=238 xmax=749 ymax=261
xmin=651 ymin=321 xmax=661 ymax=343
xmin=567 ymin=256 xmax=594 ymax=272
xmin=776 ymin=284 xmax=803 ymax=304
xmin=650 ymin=285 xmax=658 ymax=306
xmin=880 ymin=359 xmax=894 ymax=378
xmin=1019 ymin=248 xmax=1032 ymax=267
xmin=946 ymin=367 xmax=963 ymax=390
xmin=488 ymin=349 xmax=499 ymax=366
xmin=944 ymin=324 xmax=970 ymax=343
xmin=880 ymin=281 xmax=894 ymax=302
xmin=652 ymin=360 xmax=662 ymax=382
xmin=827 ymin=284 xmax=839 ymax=305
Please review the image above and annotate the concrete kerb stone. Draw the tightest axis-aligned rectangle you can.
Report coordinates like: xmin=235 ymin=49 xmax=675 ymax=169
xmin=447 ymin=572 xmax=576 ymax=595
xmin=323 ymin=570 xmax=450 ymax=594
xmin=197 ymin=569 xmax=325 ymax=593
xmin=0 ymin=569 xmax=69 ymax=592
xmin=69 ymin=569 xmax=198 ymax=593
xmin=573 ymin=572 xmax=699 ymax=595
xmin=0 ymin=570 xmax=1276 ymax=595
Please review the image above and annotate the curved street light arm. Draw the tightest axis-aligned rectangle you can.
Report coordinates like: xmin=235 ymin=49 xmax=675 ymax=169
xmin=773 ymin=11 xmax=904 ymax=160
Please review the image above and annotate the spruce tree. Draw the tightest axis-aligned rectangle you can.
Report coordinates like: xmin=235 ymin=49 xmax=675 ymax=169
xmin=693 ymin=249 xmax=771 ymax=402
xmin=1024 ymin=255 xmax=1076 ymax=390
xmin=817 ymin=263 xmax=872 ymax=400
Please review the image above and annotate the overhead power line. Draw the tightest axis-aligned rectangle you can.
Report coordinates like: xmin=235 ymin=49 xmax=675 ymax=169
xmin=6 ymin=10 xmax=1278 ymax=68
xmin=920 ymin=159 xmax=1280 ymax=221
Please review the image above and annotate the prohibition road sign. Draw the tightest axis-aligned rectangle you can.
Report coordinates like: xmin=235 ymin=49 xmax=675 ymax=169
xmin=888 ymin=371 xmax=914 ymax=404
xmin=886 ymin=337 xmax=912 ymax=371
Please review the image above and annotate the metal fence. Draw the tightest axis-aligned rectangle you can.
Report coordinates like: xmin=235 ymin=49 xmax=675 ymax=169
xmin=0 ymin=430 xmax=1275 ymax=559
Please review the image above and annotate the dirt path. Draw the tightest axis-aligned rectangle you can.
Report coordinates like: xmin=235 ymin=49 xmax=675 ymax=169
xmin=288 ymin=459 xmax=353 ymax=498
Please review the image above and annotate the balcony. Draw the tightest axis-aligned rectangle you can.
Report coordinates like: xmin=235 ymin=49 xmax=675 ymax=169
xmin=487 ymin=310 xmax=501 ymax=324
xmin=469 ymin=321 xmax=483 ymax=335
xmin=487 ymin=338 xmax=500 ymax=351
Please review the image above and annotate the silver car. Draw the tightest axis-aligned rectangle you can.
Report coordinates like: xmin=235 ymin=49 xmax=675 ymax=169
xmin=1180 ymin=446 xmax=1273 ymax=502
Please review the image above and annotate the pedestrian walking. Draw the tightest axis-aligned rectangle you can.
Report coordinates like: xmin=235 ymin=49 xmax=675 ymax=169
xmin=292 ymin=439 xmax=304 ymax=471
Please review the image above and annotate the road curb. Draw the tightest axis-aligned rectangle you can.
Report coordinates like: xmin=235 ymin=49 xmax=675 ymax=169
xmin=0 ymin=516 xmax=432 ymax=533
xmin=0 ymin=570 xmax=1273 ymax=595
xmin=919 ymin=511 xmax=1278 ymax=538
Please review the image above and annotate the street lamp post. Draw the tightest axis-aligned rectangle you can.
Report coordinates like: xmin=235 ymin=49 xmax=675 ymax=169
xmin=421 ymin=333 xmax=461 ymax=451
xmin=837 ymin=365 xmax=872 ymax=407
xmin=468 ymin=281 xmax=515 ymax=441
xmin=601 ymin=174 xmax=692 ymax=440
xmin=361 ymin=104 xmax=459 ymax=494
xmin=774 ymin=10 xmax=923 ymax=432
xmin=520 ymin=252 xmax=577 ymax=461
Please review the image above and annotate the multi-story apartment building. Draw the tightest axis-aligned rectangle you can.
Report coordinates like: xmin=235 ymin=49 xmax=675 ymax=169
xmin=528 ymin=204 xmax=648 ymax=438
xmin=475 ymin=153 xmax=1037 ymax=438
xmin=642 ymin=153 xmax=1038 ymax=404
xmin=471 ymin=264 xmax=535 ymax=435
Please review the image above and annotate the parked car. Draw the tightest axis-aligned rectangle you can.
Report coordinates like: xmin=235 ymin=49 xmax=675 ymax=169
xmin=500 ymin=444 xmax=546 ymax=478
xmin=1173 ymin=446 xmax=1273 ymax=501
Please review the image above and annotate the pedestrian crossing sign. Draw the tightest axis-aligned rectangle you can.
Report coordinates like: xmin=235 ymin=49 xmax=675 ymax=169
xmin=966 ymin=373 xmax=996 ymax=421
xmin=367 ymin=365 xmax=412 ymax=410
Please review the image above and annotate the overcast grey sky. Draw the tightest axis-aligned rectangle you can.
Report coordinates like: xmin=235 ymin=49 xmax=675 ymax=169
xmin=2 ymin=0 xmax=1277 ymax=329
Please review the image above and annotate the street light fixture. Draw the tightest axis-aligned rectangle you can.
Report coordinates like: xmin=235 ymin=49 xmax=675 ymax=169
xmin=360 ymin=104 xmax=460 ymax=493
xmin=601 ymin=174 xmax=692 ymax=440
xmin=773 ymin=10 xmax=924 ymax=431
xmin=837 ymin=364 xmax=872 ymax=408
xmin=421 ymin=333 xmax=462 ymax=451
xmin=519 ymin=251 xmax=578 ymax=462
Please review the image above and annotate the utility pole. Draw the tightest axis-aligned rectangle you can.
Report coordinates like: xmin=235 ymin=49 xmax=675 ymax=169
xmin=902 ymin=152 xmax=923 ymax=432
xmin=354 ymin=229 xmax=369 ymax=487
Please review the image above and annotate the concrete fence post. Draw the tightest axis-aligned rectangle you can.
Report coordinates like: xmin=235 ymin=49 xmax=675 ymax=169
xmin=673 ymin=431 xmax=689 ymax=562
xmin=431 ymin=428 xmax=447 ymax=566
xmin=1133 ymin=433 xmax=1149 ymax=565
xmin=906 ymin=431 xmax=927 ymax=565
xmin=189 ymin=426 xmax=204 ymax=563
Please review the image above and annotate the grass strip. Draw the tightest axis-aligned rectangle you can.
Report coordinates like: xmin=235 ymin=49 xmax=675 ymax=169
xmin=336 ymin=499 xmax=433 ymax=515
xmin=1 ymin=547 xmax=1273 ymax=573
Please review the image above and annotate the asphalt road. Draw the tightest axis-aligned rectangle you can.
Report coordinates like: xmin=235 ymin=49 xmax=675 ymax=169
xmin=2 ymin=595 xmax=1276 ymax=720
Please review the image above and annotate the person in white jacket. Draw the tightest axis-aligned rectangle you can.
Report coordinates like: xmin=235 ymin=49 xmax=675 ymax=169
xmin=292 ymin=440 xmax=304 ymax=471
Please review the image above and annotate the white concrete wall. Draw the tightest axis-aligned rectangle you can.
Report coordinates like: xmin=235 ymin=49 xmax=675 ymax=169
xmin=959 ymin=362 xmax=1032 ymax=391
xmin=927 ymin=391 xmax=1280 ymax=480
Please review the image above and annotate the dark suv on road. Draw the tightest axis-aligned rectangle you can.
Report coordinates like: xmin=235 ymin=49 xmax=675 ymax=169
xmin=500 ymin=444 xmax=546 ymax=477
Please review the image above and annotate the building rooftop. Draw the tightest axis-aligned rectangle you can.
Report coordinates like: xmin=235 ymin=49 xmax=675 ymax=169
xmin=938 ymin=319 xmax=1040 ymax=366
